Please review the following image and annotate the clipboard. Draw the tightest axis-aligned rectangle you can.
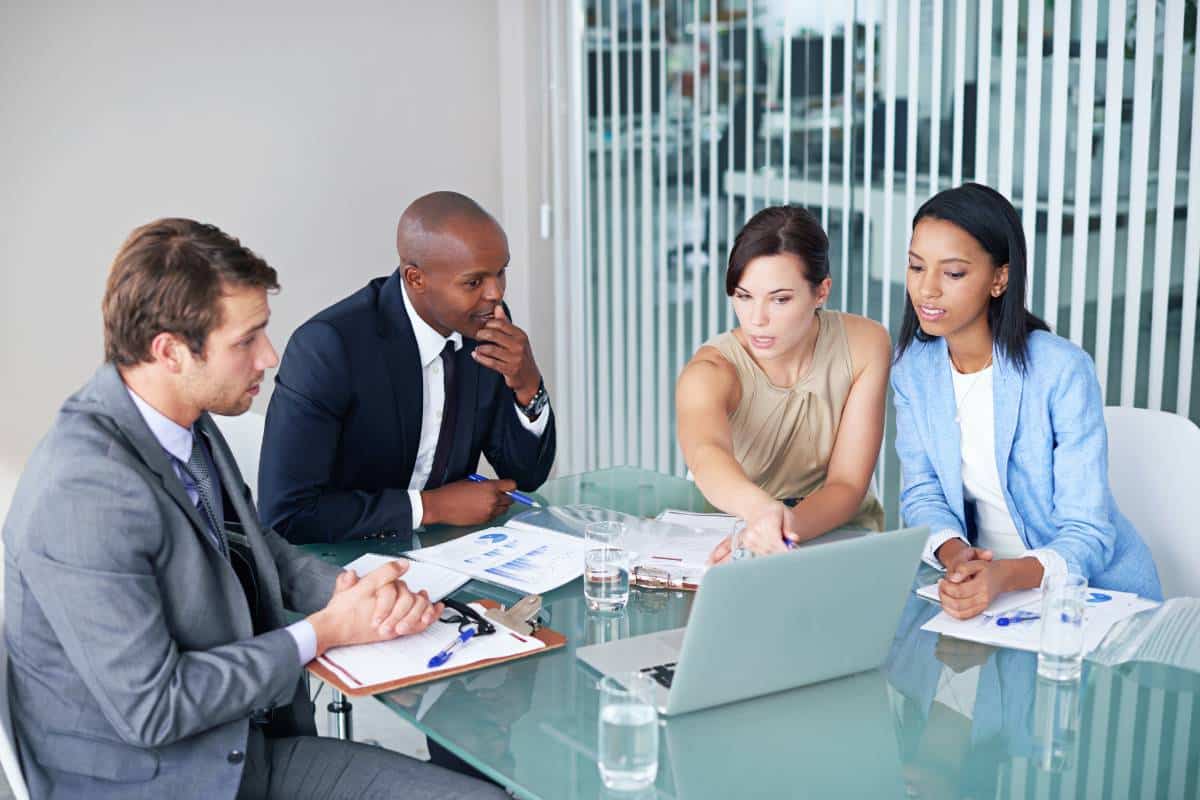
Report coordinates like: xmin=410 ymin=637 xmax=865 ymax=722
xmin=307 ymin=599 xmax=566 ymax=697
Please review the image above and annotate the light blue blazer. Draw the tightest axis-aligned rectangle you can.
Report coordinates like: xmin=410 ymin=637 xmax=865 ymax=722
xmin=891 ymin=330 xmax=1162 ymax=600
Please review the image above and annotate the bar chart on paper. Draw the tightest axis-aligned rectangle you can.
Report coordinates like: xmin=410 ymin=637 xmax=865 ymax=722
xmin=407 ymin=526 xmax=589 ymax=594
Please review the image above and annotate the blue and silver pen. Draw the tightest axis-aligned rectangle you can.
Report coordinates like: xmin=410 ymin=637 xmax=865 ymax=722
xmin=467 ymin=473 xmax=543 ymax=508
xmin=428 ymin=626 xmax=478 ymax=669
xmin=995 ymin=610 xmax=1040 ymax=627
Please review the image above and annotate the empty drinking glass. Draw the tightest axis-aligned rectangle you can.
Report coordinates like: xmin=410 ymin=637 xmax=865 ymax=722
xmin=1038 ymin=573 xmax=1088 ymax=681
xmin=597 ymin=673 xmax=659 ymax=791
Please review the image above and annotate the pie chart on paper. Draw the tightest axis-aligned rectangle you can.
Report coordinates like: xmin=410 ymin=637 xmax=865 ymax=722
xmin=478 ymin=532 xmax=508 ymax=544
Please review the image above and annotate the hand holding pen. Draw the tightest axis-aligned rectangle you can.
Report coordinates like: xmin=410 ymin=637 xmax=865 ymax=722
xmin=467 ymin=473 xmax=542 ymax=508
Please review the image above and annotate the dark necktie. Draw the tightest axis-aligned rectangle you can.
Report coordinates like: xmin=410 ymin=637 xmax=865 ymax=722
xmin=183 ymin=435 xmax=227 ymax=557
xmin=427 ymin=340 xmax=459 ymax=489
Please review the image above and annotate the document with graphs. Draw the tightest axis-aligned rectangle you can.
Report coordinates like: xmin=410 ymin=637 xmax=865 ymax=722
xmin=407 ymin=525 xmax=589 ymax=594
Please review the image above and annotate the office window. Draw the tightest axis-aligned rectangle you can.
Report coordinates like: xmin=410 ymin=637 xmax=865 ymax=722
xmin=544 ymin=0 xmax=1199 ymax=524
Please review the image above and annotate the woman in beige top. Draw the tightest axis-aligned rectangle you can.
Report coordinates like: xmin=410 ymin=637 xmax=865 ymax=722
xmin=676 ymin=205 xmax=891 ymax=560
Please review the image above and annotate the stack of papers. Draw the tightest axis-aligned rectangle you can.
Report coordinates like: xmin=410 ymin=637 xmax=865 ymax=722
xmin=394 ymin=505 xmax=738 ymax=594
xmin=919 ymin=586 xmax=1159 ymax=654
xmin=317 ymin=601 xmax=545 ymax=690
xmin=407 ymin=525 xmax=590 ymax=595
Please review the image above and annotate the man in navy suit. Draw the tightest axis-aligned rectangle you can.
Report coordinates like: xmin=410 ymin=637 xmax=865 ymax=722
xmin=259 ymin=191 xmax=556 ymax=544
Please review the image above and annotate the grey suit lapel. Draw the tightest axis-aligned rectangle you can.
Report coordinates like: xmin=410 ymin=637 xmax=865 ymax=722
xmin=92 ymin=364 xmax=217 ymax=551
xmin=198 ymin=414 xmax=287 ymax=629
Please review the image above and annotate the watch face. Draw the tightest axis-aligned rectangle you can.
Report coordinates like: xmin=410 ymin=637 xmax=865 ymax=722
xmin=524 ymin=386 xmax=548 ymax=417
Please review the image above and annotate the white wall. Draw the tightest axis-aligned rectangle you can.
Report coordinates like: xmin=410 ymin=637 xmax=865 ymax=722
xmin=0 ymin=1 xmax=549 ymax=477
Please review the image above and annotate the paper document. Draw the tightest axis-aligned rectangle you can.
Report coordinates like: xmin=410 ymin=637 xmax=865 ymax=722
xmin=340 ymin=553 xmax=469 ymax=602
xmin=915 ymin=583 xmax=1042 ymax=619
xmin=655 ymin=510 xmax=740 ymax=536
xmin=502 ymin=504 xmax=734 ymax=587
xmin=317 ymin=603 xmax=544 ymax=690
xmin=408 ymin=526 xmax=589 ymax=594
xmin=921 ymin=588 xmax=1158 ymax=654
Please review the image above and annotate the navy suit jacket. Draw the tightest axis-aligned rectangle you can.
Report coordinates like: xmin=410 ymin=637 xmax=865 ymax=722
xmin=258 ymin=271 xmax=556 ymax=544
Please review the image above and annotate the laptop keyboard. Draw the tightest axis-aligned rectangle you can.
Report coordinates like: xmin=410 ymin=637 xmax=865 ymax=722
xmin=640 ymin=662 xmax=677 ymax=689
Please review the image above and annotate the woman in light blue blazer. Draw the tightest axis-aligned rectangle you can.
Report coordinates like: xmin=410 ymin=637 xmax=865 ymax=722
xmin=892 ymin=183 xmax=1161 ymax=619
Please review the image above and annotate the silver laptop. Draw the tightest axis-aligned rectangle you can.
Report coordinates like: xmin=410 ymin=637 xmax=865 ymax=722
xmin=576 ymin=525 xmax=928 ymax=715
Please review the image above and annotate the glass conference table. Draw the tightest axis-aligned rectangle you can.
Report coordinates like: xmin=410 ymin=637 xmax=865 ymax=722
xmin=304 ymin=467 xmax=1200 ymax=799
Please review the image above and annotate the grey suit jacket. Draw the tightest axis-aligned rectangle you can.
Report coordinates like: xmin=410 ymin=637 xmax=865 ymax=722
xmin=3 ymin=364 xmax=342 ymax=799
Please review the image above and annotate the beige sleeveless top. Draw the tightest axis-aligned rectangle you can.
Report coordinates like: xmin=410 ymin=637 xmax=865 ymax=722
xmin=703 ymin=310 xmax=885 ymax=531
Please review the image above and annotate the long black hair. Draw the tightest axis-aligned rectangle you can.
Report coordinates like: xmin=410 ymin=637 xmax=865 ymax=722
xmin=896 ymin=182 xmax=1049 ymax=371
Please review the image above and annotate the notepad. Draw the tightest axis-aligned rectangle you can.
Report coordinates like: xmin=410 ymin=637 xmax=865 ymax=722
xmin=340 ymin=553 xmax=469 ymax=602
xmin=316 ymin=602 xmax=545 ymax=690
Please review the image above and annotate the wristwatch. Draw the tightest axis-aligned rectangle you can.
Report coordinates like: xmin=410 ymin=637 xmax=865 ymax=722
xmin=518 ymin=379 xmax=549 ymax=421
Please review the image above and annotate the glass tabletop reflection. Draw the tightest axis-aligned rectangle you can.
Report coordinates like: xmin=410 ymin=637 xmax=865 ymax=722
xmin=302 ymin=467 xmax=1199 ymax=799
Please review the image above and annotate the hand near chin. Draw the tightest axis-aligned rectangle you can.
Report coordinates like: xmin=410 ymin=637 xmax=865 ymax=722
xmin=470 ymin=305 xmax=542 ymax=404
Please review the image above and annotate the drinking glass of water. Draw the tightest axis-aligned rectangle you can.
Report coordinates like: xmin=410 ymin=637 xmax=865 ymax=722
xmin=584 ymin=521 xmax=630 ymax=611
xmin=597 ymin=673 xmax=659 ymax=791
xmin=1038 ymin=573 xmax=1088 ymax=682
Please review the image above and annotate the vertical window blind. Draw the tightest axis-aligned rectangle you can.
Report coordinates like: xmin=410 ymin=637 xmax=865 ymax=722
xmin=545 ymin=0 xmax=1198 ymax=524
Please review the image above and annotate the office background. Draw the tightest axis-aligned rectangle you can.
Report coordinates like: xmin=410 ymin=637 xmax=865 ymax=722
xmin=0 ymin=1 xmax=557 ymax=514
xmin=543 ymin=0 xmax=1200 ymax=527
xmin=1 ymin=0 xmax=1198 ymax=531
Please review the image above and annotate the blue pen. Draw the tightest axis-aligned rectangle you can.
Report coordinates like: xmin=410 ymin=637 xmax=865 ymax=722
xmin=996 ymin=610 xmax=1041 ymax=626
xmin=428 ymin=626 xmax=478 ymax=669
xmin=467 ymin=473 xmax=543 ymax=508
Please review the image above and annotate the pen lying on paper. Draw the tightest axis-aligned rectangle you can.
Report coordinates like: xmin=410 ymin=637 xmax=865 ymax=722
xmin=467 ymin=473 xmax=543 ymax=508
xmin=428 ymin=626 xmax=479 ymax=668
xmin=995 ymin=610 xmax=1040 ymax=626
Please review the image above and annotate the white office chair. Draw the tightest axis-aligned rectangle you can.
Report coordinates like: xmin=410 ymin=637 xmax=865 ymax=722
xmin=211 ymin=411 xmax=266 ymax=499
xmin=0 ymin=610 xmax=33 ymax=800
xmin=1104 ymin=406 xmax=1200 ymax=599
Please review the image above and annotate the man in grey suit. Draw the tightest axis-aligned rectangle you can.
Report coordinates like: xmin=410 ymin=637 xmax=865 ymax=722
xmin=2 ymin=219 xmax=506 ymax=799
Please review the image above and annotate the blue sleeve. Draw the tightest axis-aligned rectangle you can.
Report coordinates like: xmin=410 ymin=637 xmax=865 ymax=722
xmin=892 ymin=368 xmax=964 ymax=538
xmin=258 ymin=320 xmax=415 ymax=544
xmin=1040 ymin=350 xmax=1117 ymax=578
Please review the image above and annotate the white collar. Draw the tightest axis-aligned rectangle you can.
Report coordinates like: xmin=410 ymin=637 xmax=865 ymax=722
xmin=401 ymin=279 xmax=462 ymax=368
xmin=125 ymin=385 xmax=195 ymax=465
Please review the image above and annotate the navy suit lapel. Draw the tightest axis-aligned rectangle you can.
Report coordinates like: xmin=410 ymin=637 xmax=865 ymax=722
xmin=926 ymin=339 xmax=966 ymax=522
xmin=376 ymin=271 xmax=423 ymax=479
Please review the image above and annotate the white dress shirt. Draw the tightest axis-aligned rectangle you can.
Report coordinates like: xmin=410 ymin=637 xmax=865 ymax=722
xmin=921 ymin=366 xmax=1067 ymax=582
xmin=126 ymin=386 xmax=317 ymax=665
xmin=401 ymin=283 xmax=550 ymax=527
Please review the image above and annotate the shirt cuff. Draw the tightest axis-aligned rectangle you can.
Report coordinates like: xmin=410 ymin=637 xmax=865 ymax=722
xmin=286 ymin=620 xmax=318 ymax=666
xmin=409 ymin=489 xmax=424 ymax=529
xmin=923 ymin=528 xmax=968 ymax=570
xmin=513 ymin=401 xmax=551 ymax=437
xmin=1026 ymin=547 xmax=1069 ymax=583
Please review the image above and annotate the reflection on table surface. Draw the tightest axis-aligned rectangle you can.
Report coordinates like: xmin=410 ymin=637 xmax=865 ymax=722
xmin=304 ymin=467 xmax=1200 ymax=800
